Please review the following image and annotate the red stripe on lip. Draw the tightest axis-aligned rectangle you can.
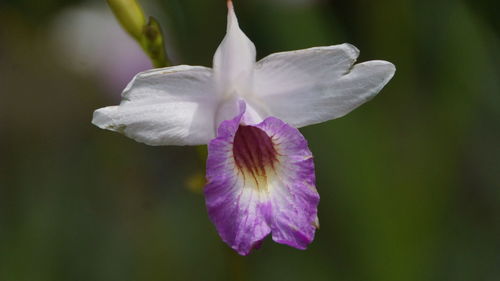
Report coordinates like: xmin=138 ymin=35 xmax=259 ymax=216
xmin=233 ymin=125 xmax=278 ymax=191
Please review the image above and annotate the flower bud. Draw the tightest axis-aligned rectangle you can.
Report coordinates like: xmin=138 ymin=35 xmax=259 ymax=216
xmin=141 ymin=16 xmax=168 ymax=67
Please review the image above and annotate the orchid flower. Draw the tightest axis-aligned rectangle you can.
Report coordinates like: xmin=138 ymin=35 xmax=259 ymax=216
xmin=92 ymin=1 xmax=395 ymax=255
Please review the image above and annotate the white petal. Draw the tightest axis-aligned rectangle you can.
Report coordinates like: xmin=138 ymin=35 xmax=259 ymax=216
xmin=214 ymin=98 xmax=265 ymax=129
xmin=251 ymin=44 xmax=395 ymax=128
xmin=92 ymin=65 xmax=217 ymax=146
xmin=212 ymin=1 xmax=256 ymax=97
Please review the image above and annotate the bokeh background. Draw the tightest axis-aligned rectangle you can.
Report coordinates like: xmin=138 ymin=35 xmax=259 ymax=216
xmin=1 ymin=0 xmax=499 ymax=280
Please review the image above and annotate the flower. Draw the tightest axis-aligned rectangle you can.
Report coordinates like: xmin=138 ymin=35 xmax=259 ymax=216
xmin=92 ymin=0 xmax=395 ymax=255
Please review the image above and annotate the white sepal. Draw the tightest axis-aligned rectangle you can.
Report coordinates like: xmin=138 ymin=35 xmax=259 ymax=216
xmin=252 ymin=44 xmax=395 ymax=128
xmin=212 ymin=1 xmax=256 ymax=97
xmin=92 ymin=65 xmax=218 ymax=145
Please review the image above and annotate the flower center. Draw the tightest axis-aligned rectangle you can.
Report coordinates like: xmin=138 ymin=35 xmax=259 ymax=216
xmin=233 ymin=125 xmax=278 ymax=192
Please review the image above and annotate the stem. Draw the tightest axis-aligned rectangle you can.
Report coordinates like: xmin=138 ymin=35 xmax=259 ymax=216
xmin=107 ymin=0 xmax=169 ymax=68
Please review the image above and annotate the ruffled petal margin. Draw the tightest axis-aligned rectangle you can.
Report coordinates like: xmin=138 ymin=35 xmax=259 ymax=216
xmin=204 ymin=102 xmax=319 ymax=255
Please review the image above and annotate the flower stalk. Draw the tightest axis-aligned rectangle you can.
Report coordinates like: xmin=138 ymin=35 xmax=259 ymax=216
xmin=107 ymin=0 xmax=169 ymax=67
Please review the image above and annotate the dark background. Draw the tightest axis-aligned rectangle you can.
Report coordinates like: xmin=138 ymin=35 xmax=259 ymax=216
xmin=1 ymin=0 xmax=499 ymax=280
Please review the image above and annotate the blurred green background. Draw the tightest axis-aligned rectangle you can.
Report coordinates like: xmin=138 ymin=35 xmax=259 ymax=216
xmin=1 ymin=0 xmax=499 ymax=280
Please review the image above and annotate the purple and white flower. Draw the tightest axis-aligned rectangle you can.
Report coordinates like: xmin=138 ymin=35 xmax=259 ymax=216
xmin=92 ymin=1 xmax=395 ymax=255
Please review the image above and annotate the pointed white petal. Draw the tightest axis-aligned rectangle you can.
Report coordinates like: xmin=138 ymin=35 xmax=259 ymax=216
xmin=92 ymin=65 xmax=217 ymax=146
xmin=252 ymin=44 xmax=395 ymax=128
xmin=212 ymin=1 xmax=256 ymax=96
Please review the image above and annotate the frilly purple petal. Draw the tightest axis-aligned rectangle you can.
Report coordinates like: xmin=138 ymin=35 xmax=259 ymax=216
xmin=204 ymin=104 xmax=319 ymax=255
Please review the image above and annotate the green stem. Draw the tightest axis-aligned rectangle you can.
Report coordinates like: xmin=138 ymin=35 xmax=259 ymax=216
xmin=107 ymin=0 xmax=169 ymax=68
